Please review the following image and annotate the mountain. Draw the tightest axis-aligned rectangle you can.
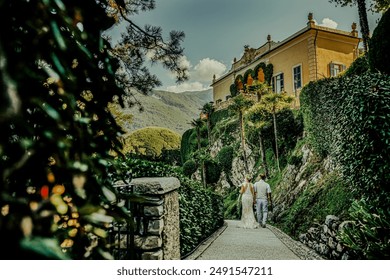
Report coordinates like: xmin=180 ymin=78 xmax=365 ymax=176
xmin=121 ymin=88 xmax=213 ymax=135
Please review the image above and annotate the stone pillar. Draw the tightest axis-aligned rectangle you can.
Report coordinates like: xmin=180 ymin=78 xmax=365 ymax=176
xmin=113 ymin=177 xmax=180 ymax=260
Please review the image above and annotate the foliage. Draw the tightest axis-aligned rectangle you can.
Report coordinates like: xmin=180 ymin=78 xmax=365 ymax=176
xmin=180 ymin=128 xmax=195 ymax=164
xmin=368 ymin=8 xmax=390 ymax=74
xmin=201 ymin=102 xmax=215 ymax=143
xmin=329 ymin=0 xmax=370 ymax=52
xmin=344 ymin=54 xmax=370 ymax=77
xmin=114 ymin=157 xmax=224 ymax=257
xmin=301 ymin=72 xmax=390 ymax=258
xmin=230 ymin=84 xmax=238 ymax=97
xmin=276 ymin=172 xmax=351 ymax=238
xmin=229 ymin=95 xmax=255 ymax=142
xmin=217 ymin=146 xmax=234 ymax=173
xmin=122 ymin=126 xmax=181 ymax=160
xmin=182 ymin=160 xmax=197 ymax=177
xmin=339 ymin=196 xmax=390 ymax=259
xmin=287 ymin=154 xmax=303 ymax=166
xmin=210 ymin=108 xmax=234 ymax=128
xmin=159 ymin=148 xmax=182 ymax=165
xmin=0 ymin=0 xmax=187 ymax=259
xmin=205 ymin=159 xmax=222 ymax=185
xmin=329 ymin=0 xmax=389 ymax=12
xmin=302 ymin=73 xmax=390 ymax=198
xmin=300 ymin=77 xmax=341 ymax=158
xmin=223 ymin=189 xmax=241 ymax=219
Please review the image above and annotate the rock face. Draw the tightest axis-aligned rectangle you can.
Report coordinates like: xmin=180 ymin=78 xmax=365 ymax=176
xmin=210 ymin=136 xmax=257 ymax=191
xmin=271 ymin=144 xmax=337 ymax=221
xmin=299 ymin=215 xmax=352 ymax=260
xmin=268 ymin=144 xmax=352 ymax=259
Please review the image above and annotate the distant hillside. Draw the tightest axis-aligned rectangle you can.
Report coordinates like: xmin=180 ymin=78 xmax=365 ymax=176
xmin=121 ymin=88 xmax=213 ymax=135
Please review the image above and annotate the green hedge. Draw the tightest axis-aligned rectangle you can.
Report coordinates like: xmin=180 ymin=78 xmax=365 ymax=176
xmin=301 ymin=73 xmax=390 ymax=197
xmin=114 ymin=157 xmax=224 ymax=257
xmin=180 ymin=129 xmax=195 ymax=164
xmin=369 ymin=8 xmax=390 ymax=74
xmin=300 ymin=72 xmax=390 ymax=259
xmin=182 ymin=159 xmax=197 ymax=177
xmin=344 ymin=55 xmax=370 ymax=77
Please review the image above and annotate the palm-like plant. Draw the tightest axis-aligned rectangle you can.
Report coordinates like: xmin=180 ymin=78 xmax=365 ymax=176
xmin=200 ymin=102 xmax=214 ymax=145
xmin=263 ymin=92 xmax=294 ymax=172
xmin=247 ymin=80 xmax=270 ymax=102
xmin=246 ymin=104 xmax=270 ymax=178
xmin=228 ymin=94 xmax=255 ymax=171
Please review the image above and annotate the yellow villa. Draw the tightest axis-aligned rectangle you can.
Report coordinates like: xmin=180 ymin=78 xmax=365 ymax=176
xmin=211 ymin=13 xmax=361 ymax=107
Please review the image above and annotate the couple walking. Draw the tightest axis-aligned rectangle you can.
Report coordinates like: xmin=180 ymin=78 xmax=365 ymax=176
xmin=238 ymin=173 xmax=272 ymax=229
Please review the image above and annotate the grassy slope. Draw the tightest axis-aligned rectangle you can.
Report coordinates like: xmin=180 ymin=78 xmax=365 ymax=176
xmin=122 ymin=89 xmax=213 ymax=135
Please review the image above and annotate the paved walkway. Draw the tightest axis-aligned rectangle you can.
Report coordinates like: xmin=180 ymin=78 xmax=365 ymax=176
xmin=185 ymin=220 xmax=323 ymax=260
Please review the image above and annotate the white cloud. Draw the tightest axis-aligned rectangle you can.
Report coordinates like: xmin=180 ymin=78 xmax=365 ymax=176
xmin=192 ymin=58 xmax=227 ymax=82
xmin=166 ymin=81 xmax=210 ymax=93
xmin=177 ymin=55 xmax=192 ymax=69
xmin=164 ymin=57 xmax=227 ymax=92
xmin=315 ymin=18 xmax=338 ymax=29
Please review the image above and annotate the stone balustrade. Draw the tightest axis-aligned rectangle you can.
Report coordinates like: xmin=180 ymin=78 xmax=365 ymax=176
xmin=112 ymin=177 xmax=180 ymax=260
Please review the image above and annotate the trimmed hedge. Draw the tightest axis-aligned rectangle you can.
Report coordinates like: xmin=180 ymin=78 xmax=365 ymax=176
xmin=300 ymin=72 xmax=390 ymax=259
xmin=180 ymin=129 xmax=193 ymax=164
xmin=182 ymin=159 xmax=197 ymax=177
xmin=344 ymin=54 xmax=370 ymax=77
xmin=369 ymin=8 xmax=390 ymax=74
xmin=301 ymin=73 xmax=390 ymax=197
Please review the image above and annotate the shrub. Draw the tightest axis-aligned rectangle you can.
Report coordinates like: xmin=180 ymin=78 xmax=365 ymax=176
xmin=217 ymin=146 xmax=234 ymax=172
xmin=180 ymin=129 xmax=195 ymax=163
xmin=205 ymin=159 xmax=221 ymax=185
xmin=122 ymin=127 xmax=181 ymax=160
xmin=339 ymin=196 xmax=390 ymax=259
xmin=344 ymin=55 xmax=370 ymax=77
xmin=182 ymin=160 xmax=197 ymax=177
xmin=288 ymin=154 xmax=303 ymax=166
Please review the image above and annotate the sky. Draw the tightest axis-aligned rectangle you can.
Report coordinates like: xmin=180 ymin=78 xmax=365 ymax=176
xmin=106 ymin=0 xmax=382 ymax=93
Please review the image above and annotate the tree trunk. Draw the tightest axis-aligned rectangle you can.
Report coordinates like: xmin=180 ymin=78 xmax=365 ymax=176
xmin=357 ymin=0 xmax=370 ymax=53
xmin=239 ymin=111 xmax=249 ymax=172
xmin=272 ymin=110 xmax=280 ymax=172
xmin=258 ymin=130 xmax=269 ymax=178
xmin=202 ymin=161 xmax=207 ymax=187
xmin=207 ymin=118 xmax=211 ymax=146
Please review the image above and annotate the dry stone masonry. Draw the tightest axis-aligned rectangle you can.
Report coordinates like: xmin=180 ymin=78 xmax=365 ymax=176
xmin=299 ymin=215 xmax=352 ymax=259
xmin=112 ymin=177 xmax=180 ymax=260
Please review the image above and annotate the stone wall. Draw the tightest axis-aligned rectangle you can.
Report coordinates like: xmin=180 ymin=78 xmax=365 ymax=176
xmin=299 ymin=215 xmax=352 ymax=259
xmin=112 ymin=177 xmax=180 ymax=260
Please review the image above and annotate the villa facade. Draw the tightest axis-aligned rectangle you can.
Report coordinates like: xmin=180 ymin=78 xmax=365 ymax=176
xmin=211 ymin=13 xmax=361 ymax=107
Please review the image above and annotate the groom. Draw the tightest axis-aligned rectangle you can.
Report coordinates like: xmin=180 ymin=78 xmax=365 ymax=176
xmin=254 ymin=173 xmax=272 ymax=228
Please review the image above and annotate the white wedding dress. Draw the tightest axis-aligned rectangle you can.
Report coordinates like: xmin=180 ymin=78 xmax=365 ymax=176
xmin=238 ymin=183 xmax=259 ymax=229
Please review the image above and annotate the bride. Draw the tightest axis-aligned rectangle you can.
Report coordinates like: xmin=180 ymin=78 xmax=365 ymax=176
xmin=238 ymin=176 xmax=258 ymax=229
